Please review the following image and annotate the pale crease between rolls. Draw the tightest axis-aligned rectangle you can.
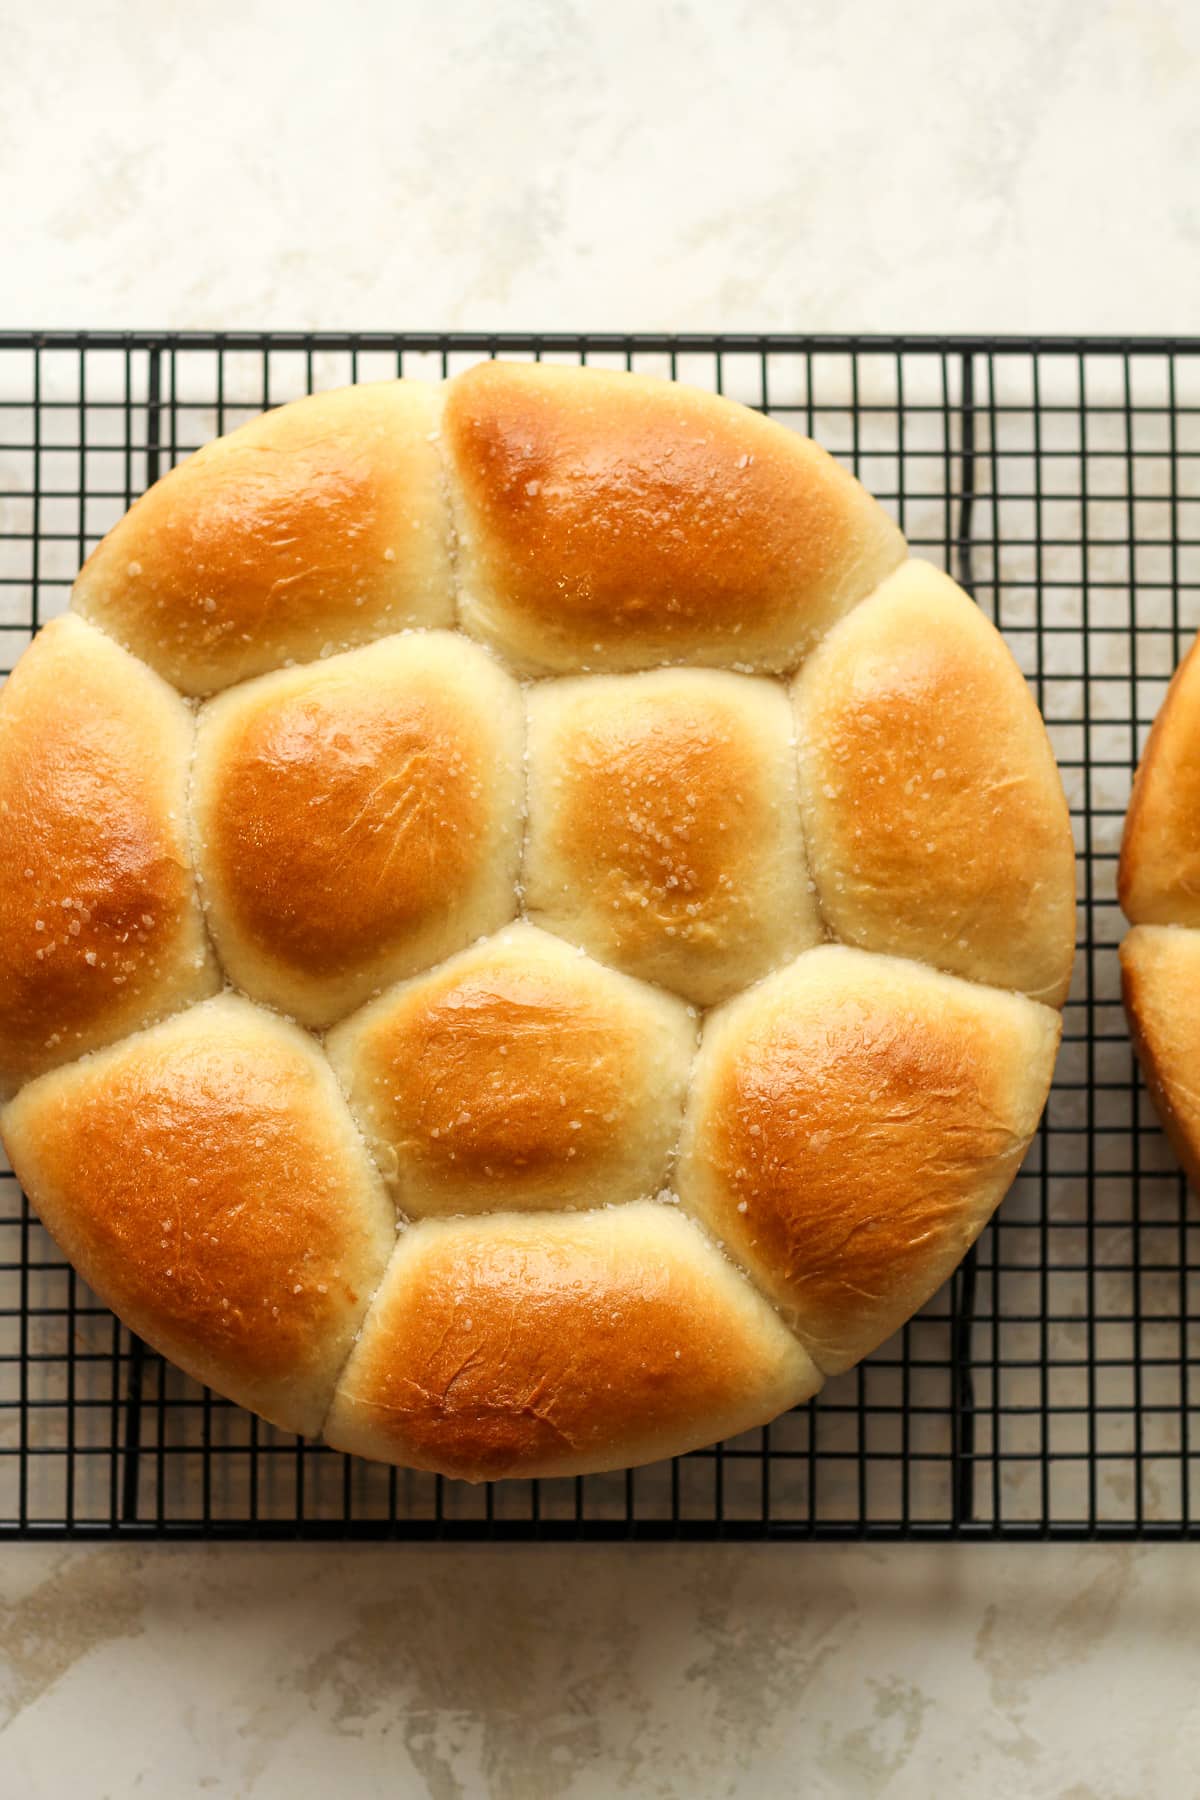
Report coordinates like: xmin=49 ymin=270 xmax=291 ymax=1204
xmin=0 ymin=361 xmax=1076 ymax=1482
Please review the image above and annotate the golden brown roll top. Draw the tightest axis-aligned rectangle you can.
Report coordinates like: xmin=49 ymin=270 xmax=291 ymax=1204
xmin=443 ymin=360 xmax=906 ymax=675
xmin=69 ymin=363 xmax=908 ymax=696
xmin=322 ymin=1202 xmax=822 ymax=1481
xmin=72 ymin=382 xmax=454 ymax=696
xmin=1120 ymin=925 xmax=1200 ymax=1190
xmin=0 ymin=994 xmax=395 ymax=1437
xmin=1119 ymin=633 xmax=1200 ymax=926
xmin=0 ymin=615 xmax=218 ymax=1098
xmin=326 ymin=923 xmax=697 ymax=1216
xmin=793 ymin=561 xmax=1077 ymax=1007
xmin=524 ymin=668 xmax=823 ymax=1005
xmin=676 ymin=944 xmax=1060 ymax=1374
xmin=190 ymin=632 xmax=524 ymax=1028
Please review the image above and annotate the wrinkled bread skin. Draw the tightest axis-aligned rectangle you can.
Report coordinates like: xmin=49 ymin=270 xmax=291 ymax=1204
xmin=326 ymin=924 xmax=697 ymax=1217
xmin=676 ymin=946 xmax=1061 ymax=1374
xmin=323 ymin=1204 xmax=822 ymax=1481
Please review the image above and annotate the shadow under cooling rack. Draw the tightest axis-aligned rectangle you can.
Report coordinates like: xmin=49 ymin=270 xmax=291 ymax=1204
xmin=2 ymin=331 xmax=1200 ymax=1540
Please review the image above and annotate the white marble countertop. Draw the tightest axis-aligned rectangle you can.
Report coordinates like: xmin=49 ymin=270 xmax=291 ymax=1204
xmin=3 ymin=1542 xmax=1197 ymax=1798
xmin=8 ymin=0 xmax=1199 ymax=337
xmin=5 ymin=2 xmax=1200 ymax=1795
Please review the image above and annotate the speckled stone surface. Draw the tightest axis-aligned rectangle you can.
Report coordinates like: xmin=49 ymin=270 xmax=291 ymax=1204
xmin=6 ymin=0 xmax=1199 ymax=335
xmin=4 ymin=2 xmax=1200 ymax=1795
xmin=3 ymin=1544 xmax=1200 ymax=1797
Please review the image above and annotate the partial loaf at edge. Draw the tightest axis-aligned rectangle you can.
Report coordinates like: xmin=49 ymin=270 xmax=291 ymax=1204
xmin=1118 ymin=632 xmax=1200 ymax=1192
xmin=1120 ymin=633 xmax=1200 ymax=927
xmin=1121 ymin=925 xmax=1200 ymax=1192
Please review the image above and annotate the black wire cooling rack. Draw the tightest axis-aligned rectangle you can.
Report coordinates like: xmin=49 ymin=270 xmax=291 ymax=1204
xmin=2 ymin=330 xmax=1199 ymax=1542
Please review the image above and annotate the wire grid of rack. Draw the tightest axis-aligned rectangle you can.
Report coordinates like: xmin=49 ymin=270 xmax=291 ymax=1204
xmin=1 ymin=330 xmax=1199 ymax=1542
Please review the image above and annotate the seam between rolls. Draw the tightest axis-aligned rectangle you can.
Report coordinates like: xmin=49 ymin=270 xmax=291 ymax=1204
xmin=63 ymin=597 xmax=171 ymax=687
xmin=513 ymin=681 xmax=531 ymax=926
xmin=800 ymin=937 xmax=1068 ymax=1021
xmin=774 ymin=541 xmax=910 ymax=687
xmin=310 ymin=1037 xmax=411 ymax=1446
xmin=431 ymin=377 xmax=466 ymax=636
xmin=659 ymin=1007 xmax=704 ymax=1198
xmin=791 ymin=676 xmax=841 ymax=957
xmin=670 ymin=1196 xmax=833 ymax=1383
xmin=181 ymin=694 xmax=227 ymax=990
xmin=780 ymin=672 xmax=839 ymax=951
xmin=313 ymin=1228 xmax=399 ymax=1448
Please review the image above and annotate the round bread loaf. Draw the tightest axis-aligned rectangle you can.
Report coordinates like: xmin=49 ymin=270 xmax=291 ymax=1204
xmin=0 ymin=362 xmax=1075 ymax=1482
xmin=1120 ymin=633 xmax=1200 ymax=1180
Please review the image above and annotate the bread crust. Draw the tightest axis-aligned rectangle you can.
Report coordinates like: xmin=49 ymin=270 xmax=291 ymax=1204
xmin=0 ymin=995 xmax=395 ymax=1436
xmin=676 ymin=945 xmax=1061 ymax=1373
xmin=0 ymin=615 xmax=218 ymax=1097
xmin=73 ymin=382 xmax=454 ymax=695
xmin=0 ymin=363 xmax=1073 ymax=1479
xmin=444 ymin=360 xmax=906 ymax=674
xmin=793 ymin=561 xmax=1076 ymax=1006
xmin=326 ymin=923 xmax=697 ymax=1216
xmin=524 ymin=667 xmax=823 ymax=1005
xmin=191 ymin=632 xmax=524 ymax=1027
xmin=323 ymin=1203 xmax=821 ymax=1481
xmin=1121 ymin=926 xmax=1200 ymax=1192
xmin=1119 ymin=634 xmax=1200 ymax=926
xmin=1118 ymin=633 xmax=1200 ymax=1191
